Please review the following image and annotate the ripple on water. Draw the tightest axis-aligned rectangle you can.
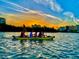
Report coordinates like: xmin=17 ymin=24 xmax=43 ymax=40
xmin=0 ymin=32 xmax=79 ymax=59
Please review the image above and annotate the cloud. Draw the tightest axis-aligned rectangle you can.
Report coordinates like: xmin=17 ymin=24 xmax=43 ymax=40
xmin=49 ymin=0 xmax=63 ymax=13
xmin=75 ymin=18 xmax=79 ymax=24
xmin=0 ymin=0 xmax=62 ymax=21
xmin=33 ymin=0 xmax=49 ymax=6
xmin=0 ymin=0 xmax=32 ymax=14
xmin=76 ymin=19 xmax=79 ymax=22
xmin=0 ymin=0 xmax=30 ymax=11
xmin=0 ymin=0 xmax=63 ymax=23
xmin=33 ymin=0 xmax=63 ymax=13
xmin=63 ymin=12 xmax=74 ymax=18
xmin=63 ymin=11 xmax=78 ymax=24
xmin=0 ymin=12 xmax=5 ymax=14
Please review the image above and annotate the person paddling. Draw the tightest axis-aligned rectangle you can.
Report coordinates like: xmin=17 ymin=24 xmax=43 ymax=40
xmin=29 ymin=31 xmax=33 ymax=38
xmin=20 ymin=24 xmax=26 ymax=38
xmin=38 ymin=31 xmax=44 ymax=37
xmin=34 ymin=32 xmax=37 ymax=37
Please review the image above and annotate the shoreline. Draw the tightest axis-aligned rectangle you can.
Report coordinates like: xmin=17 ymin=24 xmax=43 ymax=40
xmin=0 ymin=31 xmax=79 ymax=33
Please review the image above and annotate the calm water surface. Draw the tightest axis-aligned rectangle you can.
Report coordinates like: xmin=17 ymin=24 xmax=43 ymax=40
xmin=0 ymin=32 xmax=79 ymax=59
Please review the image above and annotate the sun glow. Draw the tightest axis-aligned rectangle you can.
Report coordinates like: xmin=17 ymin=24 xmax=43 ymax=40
xmin=5 ymin=13 xmax=69 ymax=29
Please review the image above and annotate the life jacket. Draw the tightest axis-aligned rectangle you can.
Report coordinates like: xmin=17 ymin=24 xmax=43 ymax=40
xmin=20 ymin=32 xmax=25 ymax=37
xmin=29 ymin=32 xmax=32 ymax=38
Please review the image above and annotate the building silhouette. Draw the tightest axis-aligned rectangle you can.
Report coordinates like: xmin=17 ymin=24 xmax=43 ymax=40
xmin=58 ymin=27 xmax=66 ymax=32
xmin=77 ymin=25 xmax=79 ymax=32
xmin=0 ymin=17 xmax=6 ymax=24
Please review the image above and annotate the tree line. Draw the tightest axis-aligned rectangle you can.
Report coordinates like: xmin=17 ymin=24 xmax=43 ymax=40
xmin=0 ymin=24 xmax=58 ymax=32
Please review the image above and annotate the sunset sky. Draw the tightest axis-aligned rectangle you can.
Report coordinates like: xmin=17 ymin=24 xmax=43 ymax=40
xmin=0 ymin=0 xmax=79 ymax=29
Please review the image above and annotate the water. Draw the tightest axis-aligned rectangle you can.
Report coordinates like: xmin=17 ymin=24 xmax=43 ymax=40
xmin=0 ymin=32 xmax=79 ymax=59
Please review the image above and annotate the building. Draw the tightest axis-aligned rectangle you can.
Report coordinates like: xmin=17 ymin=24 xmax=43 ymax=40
xmin=0 ymin=17 xmax=6 ymax=24
xmin=67 ymin=26 xmax=77 ymax=32
xmin=69 ymin=26 xmax=77 ymax=30
xmin=58 ymin=27 xmax=66 ymax=31
xmin=77 ymin=25 xmax=79 ymax=32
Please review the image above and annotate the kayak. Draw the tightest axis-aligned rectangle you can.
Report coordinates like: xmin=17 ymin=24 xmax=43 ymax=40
xmin=12 ymin=36 xmax=55 ymax=41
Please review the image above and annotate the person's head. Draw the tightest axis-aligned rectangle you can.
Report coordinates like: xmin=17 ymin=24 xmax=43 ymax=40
xmin=23 ymin=24 xmax=25 ymax=28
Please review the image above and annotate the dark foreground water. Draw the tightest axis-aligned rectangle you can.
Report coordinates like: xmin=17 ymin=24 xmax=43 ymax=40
xmin=0 ymin=32 xmax=79 ymax=59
